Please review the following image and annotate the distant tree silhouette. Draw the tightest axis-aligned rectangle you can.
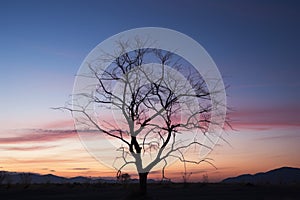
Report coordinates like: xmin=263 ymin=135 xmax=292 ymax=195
xmin=202 ymin=173 xmax=209 ymax=183
xmin=0 ymin=171 xmax=7 ymax=184
xmin=20 ymin=173 xmax=32 ymax=188
xmin=58 ymin=38 xmax=228 ymax=195
xmin=117 ymin=172 xmax=131 ymax=184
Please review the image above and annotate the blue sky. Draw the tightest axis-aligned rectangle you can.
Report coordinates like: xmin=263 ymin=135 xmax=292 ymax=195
xmin=0 ymin=0 xmax=299 ymax=180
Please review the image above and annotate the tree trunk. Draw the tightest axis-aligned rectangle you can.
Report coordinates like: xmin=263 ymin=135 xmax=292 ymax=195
xmin=139 ymin=172 xmax=148 ymax=195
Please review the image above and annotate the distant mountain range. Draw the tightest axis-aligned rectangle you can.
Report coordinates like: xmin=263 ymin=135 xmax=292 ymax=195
xmin=0 ymin=171 xmax=157 ymax=184
xmin=1 ymin=167 xmax=300 ymax=185
xmin=0 ymin=171 xmax=114 ymax=184
xmin=222 ymin=167 xmax=300 ymax=185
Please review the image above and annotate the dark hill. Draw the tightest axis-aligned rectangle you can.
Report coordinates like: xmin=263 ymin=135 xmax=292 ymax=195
xmin=222 ymin=167 xmax=300 ymax=185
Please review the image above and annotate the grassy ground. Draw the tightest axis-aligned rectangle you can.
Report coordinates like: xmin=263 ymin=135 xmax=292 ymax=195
xmin=0 ymin=183 xmax=299 ymax=200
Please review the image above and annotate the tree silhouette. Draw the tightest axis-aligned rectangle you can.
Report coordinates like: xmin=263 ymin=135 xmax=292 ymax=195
xmin=59 ymin=38 xmax=227 ymax=195
xmin=117 ymin=172 xmax=131 ymax=184
xmin=0 ymin=171 xmax=7 ymax=185
xmin=19 ymin=173 xmax=32 ymax=188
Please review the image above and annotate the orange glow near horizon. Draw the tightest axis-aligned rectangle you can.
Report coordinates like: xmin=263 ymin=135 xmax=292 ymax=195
xmin=1 ymin=121 xmax=299 ymax=182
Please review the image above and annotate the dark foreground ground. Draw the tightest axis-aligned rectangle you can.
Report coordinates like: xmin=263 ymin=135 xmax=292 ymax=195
xmin=0 ymin=183 xmax=299 ymax=200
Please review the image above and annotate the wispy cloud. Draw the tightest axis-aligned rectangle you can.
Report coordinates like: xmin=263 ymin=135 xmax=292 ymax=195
xmin=228 ymin=106 xmax=300 ymax=130
xmin=68 ymin=168 xmax=90 ymax=171
xmin=8 ymin=158 xmax=82 ymax=164
xmin=256 ymin=134 xmax=300 ymax=141
xmin=232 ymin=82 xmax=300 ymax=89
xmin=1 ymin=145 xmax=57 ymax=151
xmin=231 ymin=122 xmax=300 ymax=131
xmin=0 ymin=129 xmax=77 ymax=144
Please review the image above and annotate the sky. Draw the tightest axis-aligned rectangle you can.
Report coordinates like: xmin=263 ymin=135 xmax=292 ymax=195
xmin=0 ymin=0 xmax=299 ymax=182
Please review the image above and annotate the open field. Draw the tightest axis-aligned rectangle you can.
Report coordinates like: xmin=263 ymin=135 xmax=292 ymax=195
xmin=0 ymin=183 xmax=299 ymax=200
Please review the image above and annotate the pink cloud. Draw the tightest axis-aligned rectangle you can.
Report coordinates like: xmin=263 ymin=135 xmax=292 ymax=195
xmin=228 ymin=106 xmax=300 ymax=130
xmin=255 ymin=134 xmax=300 ymax=141
xmin=0 ymin=128 xmax=109 ymax=146
xmin=0 ymin=129 xmax=77 ymax=144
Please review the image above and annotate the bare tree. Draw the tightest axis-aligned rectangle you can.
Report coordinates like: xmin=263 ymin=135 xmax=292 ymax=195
xmin=58 ymin=38 xmax=227 ymax=195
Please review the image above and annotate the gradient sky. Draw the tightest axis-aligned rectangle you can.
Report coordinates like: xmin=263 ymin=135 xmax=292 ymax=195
xmin=0 ymin=0 xmax=299 ymax=182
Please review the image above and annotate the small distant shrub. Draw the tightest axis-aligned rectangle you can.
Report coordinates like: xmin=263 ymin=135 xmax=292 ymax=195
xmin=117 ymin=173 xmax=131 ymax=190
xmin=202 ymin=173 xmax=209 ymax=184
xmin=182 ymin=171 xmax=192 ymax=187
xmin=5 ymin=175 xmax=12 ymax=188
xmin=245 ymin=182 xmax=255 ymax=187
xmin=117 ymin=173 xmax=131 ymax=184
xmin=0 ymin=171 xmax=7 ymax=184
xmin=20 ymin=173 xmax=32 ymax=188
